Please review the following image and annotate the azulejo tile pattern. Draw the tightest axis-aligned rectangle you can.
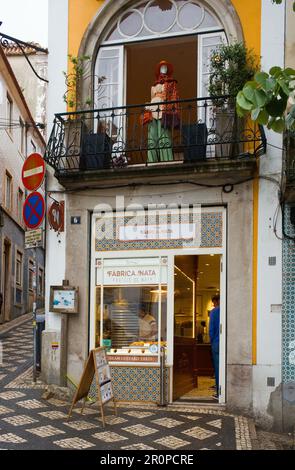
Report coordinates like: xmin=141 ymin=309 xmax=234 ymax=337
xmin=110 ymin=366 xmax=169 ymax=402
xmin=95 ymin=212 xmax=223 ymax=251
xmin=0 ymin=320 xmax=254 ymax=450
xmin=282 ymin=205 xmax=295 ymax=382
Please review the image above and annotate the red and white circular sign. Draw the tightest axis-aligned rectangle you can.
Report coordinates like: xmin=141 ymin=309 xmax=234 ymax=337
xmin=22 ymin=153 xmax=45 ymax=191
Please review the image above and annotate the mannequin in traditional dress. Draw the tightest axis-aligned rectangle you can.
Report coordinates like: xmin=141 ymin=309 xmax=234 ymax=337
xmin=143 ymin=60 xmax=180 ymax=162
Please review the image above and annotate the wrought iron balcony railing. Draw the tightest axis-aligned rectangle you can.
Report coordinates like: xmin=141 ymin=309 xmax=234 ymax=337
xmin=44 ymin=96 xmax=266 ymax=176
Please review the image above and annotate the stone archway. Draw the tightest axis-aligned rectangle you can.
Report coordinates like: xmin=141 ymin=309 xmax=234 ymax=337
xmin=78 ymin=0 xmax=244 ymax=104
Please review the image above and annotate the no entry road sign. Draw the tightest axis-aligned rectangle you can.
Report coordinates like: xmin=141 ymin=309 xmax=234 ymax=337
xmin=22 ymin=153 xmax=45 ymax=191
xmin=23 ymin=192 xmax=45 ymax=229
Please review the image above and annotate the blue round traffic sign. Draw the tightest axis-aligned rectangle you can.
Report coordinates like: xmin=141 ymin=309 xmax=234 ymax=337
xmin=23 ymin=191 xmax=45 ymax=229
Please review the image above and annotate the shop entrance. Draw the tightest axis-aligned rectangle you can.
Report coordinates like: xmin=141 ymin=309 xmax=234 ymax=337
xmin=173 ymin=254 xmax=221 ymax=402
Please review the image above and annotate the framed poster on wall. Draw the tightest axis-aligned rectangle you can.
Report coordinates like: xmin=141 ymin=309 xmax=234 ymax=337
xmin=49 ymin=285 xmax=79 ymax=313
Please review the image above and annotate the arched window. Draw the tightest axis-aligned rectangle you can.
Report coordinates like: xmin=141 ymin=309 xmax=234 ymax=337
xmin=103 ymin=0 xmax=221 ymax=44
xmin=94 ymin=0 xmax=226 ymax=111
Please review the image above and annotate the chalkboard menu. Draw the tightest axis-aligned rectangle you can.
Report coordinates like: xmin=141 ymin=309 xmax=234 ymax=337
xmin=68 ymin=348 xmax=117 ymax=427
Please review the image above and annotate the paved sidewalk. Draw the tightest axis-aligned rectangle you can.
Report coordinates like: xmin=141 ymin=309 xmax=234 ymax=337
xmin=0 ymin=320 xmax=293 ymax=451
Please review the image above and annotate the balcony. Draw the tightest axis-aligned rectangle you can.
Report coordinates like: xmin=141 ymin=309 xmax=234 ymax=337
xmin=44 ymin=96 xmax=266 ymax=189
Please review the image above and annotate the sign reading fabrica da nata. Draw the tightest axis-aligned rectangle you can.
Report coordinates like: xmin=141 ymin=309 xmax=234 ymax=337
xmin=103 ymin=266 xmax=159 ymax=285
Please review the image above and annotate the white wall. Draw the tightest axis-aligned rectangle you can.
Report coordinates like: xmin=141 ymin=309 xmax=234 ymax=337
xmin=47 ymin=0 xmax=68 ymax=134
xmin=253 ymin=0 xmax=285 ymax=426
xmin=45 ymin=0 xmax=69 ymax=330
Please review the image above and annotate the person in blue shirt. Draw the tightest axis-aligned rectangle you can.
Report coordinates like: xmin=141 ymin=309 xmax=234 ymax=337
xmin=209 ymin=295 xmax=220 ymax=398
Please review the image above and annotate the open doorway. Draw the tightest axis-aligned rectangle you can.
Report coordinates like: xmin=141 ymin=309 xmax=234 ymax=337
xmin=173 ymin=254 xmax=221 ymax=402
xmin=126 ymin=35 xmax=198 ymax=106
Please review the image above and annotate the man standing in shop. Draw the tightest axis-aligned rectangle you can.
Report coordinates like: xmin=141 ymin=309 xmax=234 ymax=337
xmin=138 ymin=305 xmax=157 ymax=342
xmin=209 ymin=295 xmax=220 ymax=399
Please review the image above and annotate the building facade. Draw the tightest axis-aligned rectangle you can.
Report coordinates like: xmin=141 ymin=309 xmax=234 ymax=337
xmin=43 ymin=0 xmax=290 ymax=430
xmin=4 ymin=43 xmax=48 ymax=139
xmin=0 ymin=46 xmax=46 ymax=324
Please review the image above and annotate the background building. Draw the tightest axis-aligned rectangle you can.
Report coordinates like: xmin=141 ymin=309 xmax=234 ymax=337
xmin=4 ymin=42 xmax=48 ymax=139
xmin=0 ymin=45 xmax=45 ymax=324
xmin=42 ymin=0 xmax=291 ymax=431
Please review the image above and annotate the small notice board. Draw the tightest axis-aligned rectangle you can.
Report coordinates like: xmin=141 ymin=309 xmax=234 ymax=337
xmin=68 ymin=348 xmax=117 ymax=427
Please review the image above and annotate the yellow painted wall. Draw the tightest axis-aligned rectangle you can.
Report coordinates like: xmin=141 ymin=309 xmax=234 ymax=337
xmin=68 ymin=0 xmax=262 ymax=64
xmin=68 ymin=0 xmax=104 ymax=58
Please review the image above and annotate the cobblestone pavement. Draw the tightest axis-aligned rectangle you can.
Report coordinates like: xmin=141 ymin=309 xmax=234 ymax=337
xmin=0 ymin=321 xmax=292 ymax=451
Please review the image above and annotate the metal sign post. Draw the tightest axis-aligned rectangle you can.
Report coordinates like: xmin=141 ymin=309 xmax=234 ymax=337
xmin=22 ymin=153 xmax=46 ymax=384
xmin=32 ymin=250 xmax=37 ymax=383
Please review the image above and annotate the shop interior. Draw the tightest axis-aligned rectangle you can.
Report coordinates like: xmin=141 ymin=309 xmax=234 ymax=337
xmin=173 ymin=254 xmax=221 ymax=402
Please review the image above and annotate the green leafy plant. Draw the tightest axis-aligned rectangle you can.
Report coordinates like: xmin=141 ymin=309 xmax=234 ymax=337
xmin=236 ymin=66 xmax=295 ymax=133
xmin=63 ymin=54 xmax=106 ymax=112
xmin=63 ymin=54 xmax=91 ymax=111
xmin=208 ymin=42 xmax=258 ymax=108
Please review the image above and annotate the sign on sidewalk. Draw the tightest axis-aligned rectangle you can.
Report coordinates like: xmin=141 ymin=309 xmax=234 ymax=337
xmin=68 ymin=347 xmax=117 ymax=427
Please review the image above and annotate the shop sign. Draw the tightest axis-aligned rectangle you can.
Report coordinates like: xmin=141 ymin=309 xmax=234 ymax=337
xmin=107 ymin=354 xmax=158 ymax=363
xmin=48 ymin=201 xmax=64 ymax=232
xmin=101 ymin=266 xmax=160 ymax=285
xmin=118 ymin=223 xmax=196 ymax=241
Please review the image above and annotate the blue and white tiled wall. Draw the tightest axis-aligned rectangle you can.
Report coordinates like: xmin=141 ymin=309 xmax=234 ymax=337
xmin=282 ymin=205 xmax=295 ymax=383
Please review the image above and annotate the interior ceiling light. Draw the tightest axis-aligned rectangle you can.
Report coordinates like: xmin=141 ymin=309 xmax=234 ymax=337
xmin=156 ymin=0 xmax=173 ymax=11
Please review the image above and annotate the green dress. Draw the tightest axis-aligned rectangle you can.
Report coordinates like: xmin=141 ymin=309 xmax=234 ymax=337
xmin=147 ymin=119 xmax=173 ymax=163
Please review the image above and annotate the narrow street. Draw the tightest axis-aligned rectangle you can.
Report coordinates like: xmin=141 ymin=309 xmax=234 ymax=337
xmin=0 ymin=321 xmax=248 ymax=450
xmin=1 ymin=320 xmax=292 ymax=451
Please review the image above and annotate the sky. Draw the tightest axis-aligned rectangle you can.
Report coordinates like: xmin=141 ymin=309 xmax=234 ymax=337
xmin=0 ymin=0 xmax=48 ymax=47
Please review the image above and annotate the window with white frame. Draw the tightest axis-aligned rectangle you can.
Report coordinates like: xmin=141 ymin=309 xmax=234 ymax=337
xmin=38 ymin=267 xmax=44 ymax=297
xmin=29 ymin=260 xmax=34 ymax=291
xmin=17 ymin=188 xmax=23 ymax=221
xmin=5 ymin=172 xmax=12 ymax=211
xmin=6 ymin=93 xmax=13 ymax=134
xmin=15 ymin=250 xmax=23 ymax=287
xmin=19 ymin=118 xmax=25 ymax=154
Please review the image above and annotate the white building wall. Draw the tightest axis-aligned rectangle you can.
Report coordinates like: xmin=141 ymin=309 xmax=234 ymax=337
xmin=45 ymin=0 xmax=69 ymax=331
xmin=47 ymin=0 xmax=69 ymax=134
xmin=253 ymin=0 xmax=285 ymax=427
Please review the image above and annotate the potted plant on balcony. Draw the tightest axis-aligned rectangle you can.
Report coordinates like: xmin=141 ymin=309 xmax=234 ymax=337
xmin=208 ymin=42 xmax=258 ymax=157
xmin=63 ymin=55 xmax=109 ymax=170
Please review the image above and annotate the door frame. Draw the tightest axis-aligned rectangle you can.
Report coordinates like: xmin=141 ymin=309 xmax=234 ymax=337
xmin=89 ymin=207 xmax=227 ymax=404
xmin=2 ymin=238 xmax=12 ymax=323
